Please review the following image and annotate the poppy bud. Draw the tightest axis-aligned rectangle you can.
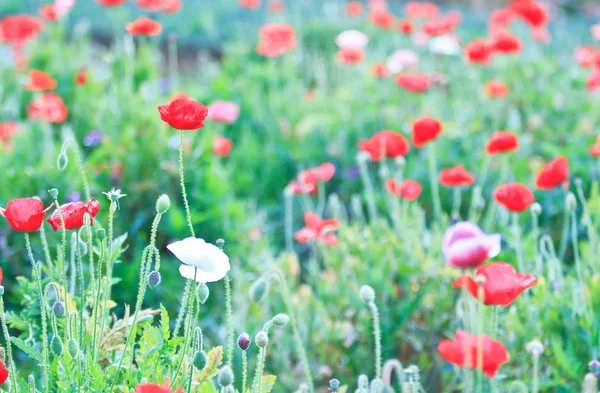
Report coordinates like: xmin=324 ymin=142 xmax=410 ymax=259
xmin=378 ymin=165 xmax=390 ymax=179
xmin=359 ymin=285 xmax=375 ymax=304
xmin=97 ymin=228 xmax=106 ymax=240
xmin=193 ymin=350 xmax=207 ymax=370
xmin=218 ymin=365 xmax=234 ymax=387
xmin=197 ymin=283 xmax=210 ymax=304
xmin=67 ymin=338 xmax=79 ymax=358
xmin=525 ymin=339 xmax=544 ymax=357
xmin=79 ymin=228 xmax=89 ymax=243
xmin=48 ymin=188 xmax=59 ymax=199
xmin=584 ymin=373 xmax=598 ymax=393
xmin=530 ymin=202 xmax=542 ymax=216
xmin=0 ymin=286 xmax=4 ymax=296
xmin=369 ymin=379 xmax=383 ymax=393
xmin=148 ymin=271 xmax=161 ymax=289
xmin=255 ymin=331 xmax=269 ymax=348
xmin=83 ymin=213 xmax=91 ymax=228
xmin=51 ymin=335 xmax=63 ymax=356
xmin=272 ymin=313 xmax=290 ymax=327
xmin=566 ymin=192 xmax=577 ymax=211
xmin=357 ymin=375 xmax=369 ymax=390
xmin=57 ymin=152 xmax=68 ymax=171
xmin=238 ymin=332 xmax=251 ymax=350
xmin=216 ymin=238 xmax=225 ymax=250
xmin=589 ymin=360 xmax=600 ymax=376
xmin=382 ymin=387 xmax=394 ymax=393
xmin=249 ymin=279 xmax=269 ymax=303
xmin=329 ymin=379 xmax=341 ymax=391
xmin=156 ymin=194 xmax=171 ymax=214
xmin=28 ymin=374 xmax=36 ymax=393
xmin=53 ymin=301 xmax=66 ymax=319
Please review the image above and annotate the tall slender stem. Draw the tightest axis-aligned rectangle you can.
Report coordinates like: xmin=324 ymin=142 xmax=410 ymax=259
xmin=427 ymin=144 xmax=442 ymax=222
xmin=0 ymin=296 xmax=18 ymax=391
xmin=179 ymin=130 xmax=195 ymax=238
xmin=368 ymin=301 xmax=382 ymax=379
xmin=241 ymin=350 xmax=248 ymax=393
xmin=224 ymin=273 xmax=234 ymax=367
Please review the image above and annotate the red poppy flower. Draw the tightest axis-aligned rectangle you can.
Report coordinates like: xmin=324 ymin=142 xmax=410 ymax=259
xmin=590 ymin=136 xmax=600 ymax=157
xmin=574 ymin=46 xmax=599 ymax=69
xmin=126 ymin=17 xmax=162 ymax=36
xmin=135 ymin=383 xmax=183 ymax=393
xmin=39 ymin=4 xmax=62 ymax=21
xmin=268 ymin=1 xmax=284 ymax=13
xmin=386 ymin=179 xmax=422 ymax=201
xmin=25 ymin=69 xmax=57 ymax=91
xmin=535 ymin=157 xmax=569 ymax=190
xmin=485 ymin=131 xmax=519 ymax=155
xmin=491 ymin=29 xmax=522 ymax=54
xmin=493 ymin=183 xmax=534 ymax=212
xmin=396 ymin=73 xmax=430 ymax=93
xmin=422 ymin=17 xmax=455 ymax=37
xmin=289 ymin=163 xmax=335 ymax=195
xmin=439 ymin=165 xmax=475 ymax=187
xmin=411 ymin=116 xmax=442 ymax=148
xmin=345 ymin=1 xmax=363 ymax=17
xmin=453 ymin=261 xmax=537 ymax=306
xmin=405 ymin=2 xmax=439 ymax=19
xmin=27 ymin=93 xmax=68 ymax=123
xmin=0 ymin=15 xmax=43 ymax=45
xmin=157 ymin=99 xmax=208 ymax=130
xmin=532 ymin=26 xmax=550 ymax=43
xmin=398 ymin=19 xmax=414 ymax=35
xmin=294 ymin=212 xmax=340 ymax=247
xmin=358 ymin=130 xmax=410 ymax=161
xmin=371 ymin=63 xmax=387 ymax=78
xmin=46 ymin=199 xmax=101 ymax=231
xmin=95 ymin=0 xmax=127 ymax=6
xmin=240 ymin=0 xmax=261 ymax=9
xmin=213 ymin=136 xmax=233 ymax=157
xmin=136 ymin=0 xmax=178 ymax=12
xmin=484 ymin=80 xmax=509 ymax=98
xmin=162 ymin=0 xmax=182 ymax=13
xmin=336 ymin=48 xmax=365 ymax=64
xmin=438 ymin=330 xmax=510 ymax=377
xmin=0 ymin=360 xmax=7 ymax=385
xmin=489 ymin=8 xmax=515 ymax=33
xmin=368 ymin=11 xmax=395 ymax=30
xmin=588 ymin=69 xmax=600 ymax=92
xmin=464 ymin=39 xmax=493 ymax=65
xmin=257 ymin=23 xmax=297 ymax=58
xmin=75 ymin=67 xmax=87 ymax=86
xmin=0 ymin=198 xmax=53 ymax=232
xmin=509 ymin=0 xmax=549 ymax=28
xmin=0 ymin=122 xmax=17 ymax=145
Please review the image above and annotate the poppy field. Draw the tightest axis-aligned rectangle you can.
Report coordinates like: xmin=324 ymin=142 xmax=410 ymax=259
xmin=1 ymin=0 xmax=600 ymax=392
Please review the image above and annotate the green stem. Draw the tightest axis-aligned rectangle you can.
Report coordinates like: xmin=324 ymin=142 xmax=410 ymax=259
xmin=452 ymin=187 xmax=462 ymax=219
xmin=91 ymin=239 xmax=105 ymax=362
xmin=241 ymin=350 xmax=248 ymax=393
xmin=427 ymin=144 xmax=442 ymax=222
xmin=179 ymin=130 xmax=196 ymax=238
xmin=512 ymin=213 xmax=524 ymax=272
xmin=39 ymin=224 xmax=53 ymax=269
xmin=532 ymin=354 xmax=539 ymax=393
xmin=0 ymin=296 xmax=18 ymax=391
xmin=225 ymin=273 xmax=233 ymax=367
xmin=368 ymin=301 xmax=382 ymax=379
xmin=357 ymin=155 xmax=378 ymax=222
xmin=171 ymin=278 xmax=199 ymax=387
xmin=173 ymin=279 xmax=192 ymax=339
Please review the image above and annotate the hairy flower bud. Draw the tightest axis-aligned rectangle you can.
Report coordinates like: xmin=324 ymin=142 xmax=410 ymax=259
xmin=250 ymin=279 xmax=268 ymax=303
xmin=156 ymin=194 xmax=171 ymax=214
xmin=272 ymin=313 xmax=290 ymax=327
xmin=193 ymin=351 xmax=207 ymax=370
xmin=255 ymin=331 xmax=269 ymax=348
xmin=238 ymin=332 xmax=251 ymax=350
xmin=525 ymin=339 xmax=544 ymax=357
xmin=197 ymin=283 xmax=210 ymax=304
xmin=148 ymin=271 xmax=161 ymax=289
xmin=566 ymin=192 xmax=577 ymax=211
xmin=359 ymin=285 xmax=375 ymax=304
xmin=96 ymin=228 xmax=106 ymax=240
xmin=53 ymin=301 xmax=66 ymax=319
xmin=51 ymin=335 xmax=63 ymax=357
xmin=57 ymin=152 xmax=68 ymax=171
xmin=218 ymin=365 xmax=234 ymax=387
xmin=530 ymin=202 xmax=542 ymax=216
xmin=584 ymin=373 xmax=598 ymax=393
xmin=67 ymin=338 xmax=79 ymax=358
xmin=79 ymin=228 xmax=90 ymax=243
xmin=329 ymin=379 xmax=341 ymax=391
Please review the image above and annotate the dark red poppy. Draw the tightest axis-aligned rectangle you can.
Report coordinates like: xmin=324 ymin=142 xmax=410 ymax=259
xmin=257 ymin=23 xmax=297 ymax=58
xmin=398 ymin=19 xmax=414 ymax=35
xmin=157 ymin=99 xmax=208 ymax=130
xmin=590 ymin=136 xmax=600 ymax=157
xmin=386 ymin=179 xmax=422 ymax=201
xmin=493 ymin=183 xmax=534 ymax=212
xmin=464 ymin=39 xmax=493 ymax=65
xmin=405 ymin=2 xmax=439 ymax=19
xmin=0 ymin=359 xmax=7 ymax=385
xmin=294 ymin=212 xmax=340 ymax=247
xmin=535 ymin=157 xmax=569 ymax=190
xmin=0 ymin=122 xmax=17 ymax=145
xmin=240 ymin=0 xmax=261 ymax=9
xmin=485 ymin=131 xmax=519 ymax=155
xmin=412 ymin=116 xmax=442 ymax=148
xmin=0 ymin=15 xmax=43 ymax=45
xmin=438 ymin=330 xmax=510 ymax=377
xmin=289 ymin=163 xmax=335 ymax=195
xmin=396 ymin=73 xmax=430 ymax=93
xmin=75 ymin=67 xmax=87 ymax=86
xmin=46 ymin=199 xmax=100 ymax=231
xmin=213 ymin=136 xmax=233 ymax=157
xmin=491 ymin=29 xmax=522 ymax=54
xmin=0 ymin=198 xmax=53 ymax=232
xmin=95 ymin=0 xmax=127 ymax=6
xmin=509 ymin=0 xmax=549 ymax=28
xmin=358 ymin=130 xmax=410 ymax=161
xmin=484 ymin=80 xmax=509 ymax=97
xmin=488 ymin=8 xmax=515 ymax=33
xmin=453 ymin=261 xmax=537 ymax=306
xmin=346 ymin=1 xmax=363 ymax=17
xmin=25 ymin=69 xmax=57 ymax=91
xmin=126 ymin=17 xmax=162 ymax=36
xmin=27 ymin=93 xmax=68 ymax=123
xmin=368 ymin=11 xmax=395 ymax=30
xmin=135 ymin=383 xmax=183 ymax=393
xmin=371 ymin=63 xmax=387 ymax=78
xmin=439 ymin=165 xmax=475 ymax=187
xmin=337 ymin=48 xmax=365 ymax=64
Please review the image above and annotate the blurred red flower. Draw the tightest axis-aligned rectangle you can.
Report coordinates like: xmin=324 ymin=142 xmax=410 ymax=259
xmin=386 ymin=179 xmax=422 ymax=201
xmin=396 ymin=73 xmax=430 ymax=92
xmin=371 ymin=63 xmax=387 ymax=78
xmin=294 ymin=212 xmax=340 ymax=247
xmin=25 ymin=69 xmax=57 ymax=91
xmin=485 ymin=131 xmax=518 ymax=154
xmin=0 ymin=122 xmax=17 ymax=146
xmin=28 ymin=93 xmax=68 ymax=123
xmin=346 ymin=2 xmax=363 ymax=17
xmin=75 ymin=67 xmax=87 ymax=86
xmin=491 ymin=29 xmax=522 ymax=54
xmin=438 ymin=330 xmax=509 ymax=378
xmin=289 ymin=163 xmax=335 ymax=195
xmin=0 ymin=198 xmax=53 ymax=232
xmin=535 ymin=157 xmax=569 ymax=190
xmin=422 ymin=16 xmax=456 ymax=37
xmin=587 ymin=69 xmax=600 ymax=91
xmin=39 ymin=4 xmax=62 ymax=21
xmin=405 ymin=2 xmax=439 ymax=19
xmin=0 ymin=15 xmax=43 ymax=45
xmin=158 ymin=99 xmax=208 ymax=130
xmin=0 ymin=359 xmax=7 ymax=384
xmin=484 ymin=80 xmax=509 ymax=97
xmin=47 ymin=199 xmax=101 ymax=231
xmin=268 ymin=1 xmax=284 ymax=14
xmin=368 ymin=11 xmax=395 ymax=30
xmin=411 ymin=116 xmax=442 ymax=148
xmin=240 ymin=0 xmax=261 ymax=9
xmin=257 ymin=23 xmax=297 ymax=58
xmin=590 ymin=136 xmax=600 ymax=157
xmin=439 ymin=165 xmax=475 ymax=187
xmin=509 ymin=0 xmax=549 ymax=28
xmin=453 ymin=262 xmax=537 ymax=306
xmin=207 ymin=101 xmax=240 ymax=124
xmin=464 ymin=39 xmax=493 ymax=65
xmin=135 ymin=383 xmax=183 ymax=393
xmin=574 ymin=46 xmax=599 ymax=68
xmin=358 ymin=130 xmax=410 ymax=161
xmin=493 ymin=183 xmax=534 ymax=212
xmin=126 ymin=17 xmax=162 ymax=36
xmin=212 ymin=136 xmax=233 ymax=158
xmin=398 ymin=19 xmax=414 ymax=35
xmin=95 ymin=0 xmax=128 ymax=6
xmin=136 ymin=0 xmax=180 ymax=12
xmin=488 ymin=8 xmax=515 ymax=33
xmin=337 ymin=48 xmax=365 ymax=64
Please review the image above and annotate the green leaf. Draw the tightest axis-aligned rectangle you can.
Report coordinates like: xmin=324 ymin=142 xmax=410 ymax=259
xmin=261 ymin=375 xmax=277 ymax=393
xmin=160 ymin=304 xmax=170 ymax=340
xmin=11 ymin=337 xmax=42 ymax=363
xmin=195 ymin=346 xmax=223 ymax=385
xmin=198 ymin=381 xmax=219 ymax=393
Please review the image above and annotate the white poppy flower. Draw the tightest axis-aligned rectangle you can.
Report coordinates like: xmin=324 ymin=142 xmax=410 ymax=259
xmin=335 ymin=30 xmax=369 ymax=49
xmin=428 ymin=35 xmax=460 ymax=56
xmin=167 ymin=237 xmax=230 ymax=283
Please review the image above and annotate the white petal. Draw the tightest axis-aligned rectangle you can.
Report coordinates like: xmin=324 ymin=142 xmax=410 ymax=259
xmin=179 ymin=264 xmax=228 ymax=283
xmin=167 ymin=237 xmax=230 ymax=272
xmin=486 ymin=234 xmax=502 ymax=258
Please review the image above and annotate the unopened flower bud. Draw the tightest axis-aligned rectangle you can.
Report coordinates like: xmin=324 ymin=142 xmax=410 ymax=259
xmin=148 ymin=271 xmax=161 ymax=289
xmin=28 ymin=374 xmax=36 ymax=393
xmin=53 ymin=301 xmax=66 ymax=319
xmin=255 ymin=331 xmax=269 ymax=348
xmin=272 ymin=313 xmax=290 ymax=327
xmin=238 ymin=332 xmax=251 ymax=350
xmin=359 ymin=285 xmax=375 ymax=304
xmin=156 ymin=194 xmax=171 ymax=214
xmin=216 ymin=238 xmax=225 ymax=250
xmin=48 ymin=188 xmax=59 ymax=199
xmin=530 ymin=202 xmax=542 ymax=216
xmin=197 ymin=283 xmax=209 ymax=304
xmin=79 ymin=229 xmax=89 ymax=243
xmin=96 ymin=228 xmax=106 ymax=240
xmin=584 ymin=373 xmax=598 ymax=393
xmin=566 ymin=192 xmax=577 ymax=211
xmin=0 ymin=286 xmax=4 ymax=296
xmin=525 ymin=339 xmax=544 ymax=357
xmin=218 ymin=365 xmax=234 ymax=387
xmin=67 ymin=338 xmax=79 ymax=358
xmin=250 ymin=279 xmax=268 ymax=303
xmin=329 ymin=379 xmax=341 ymax=391
xmin=51 ymin=335 xmax=63 ymax=356
xmin=83 ymin=213 xmax=91 ymax=228
xmin=193 ymin=351 xmax=207 ymax=370
xmin=57 ymin=152 xmax=68 ymax=171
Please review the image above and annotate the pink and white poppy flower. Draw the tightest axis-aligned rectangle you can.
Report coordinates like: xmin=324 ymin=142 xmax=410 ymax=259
xmin=442 ymin=222 xmax=501 ymax=269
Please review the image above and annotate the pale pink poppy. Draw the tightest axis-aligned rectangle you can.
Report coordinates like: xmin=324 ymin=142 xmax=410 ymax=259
xmin=207 ymin=101 xmax=240 ymax=124
xmin=385 ymin=49 xmax=420 ymax=74
xmin=443 ymin=222 xmax=501 ymax=269
xmin=335 ymin=29 xmax=369 ymax=49
xmin=369 ymin=0 xmax=388 ymax=12
xmin=592 ymin=24 xmax=600 ymax=41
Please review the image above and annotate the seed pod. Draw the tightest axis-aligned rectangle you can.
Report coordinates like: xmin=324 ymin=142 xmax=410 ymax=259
xmin=51 ymin=335 xmax=64 ymax=357
xmin=329 ymin=379 xmax=341 ymax=391
xmin=96 ymin=228 xmax=106 ymax=240
xmin=193 ymin=351 xmax=207 ymax=370
xmin=48 ymin=188 xmax=59 ymax=199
